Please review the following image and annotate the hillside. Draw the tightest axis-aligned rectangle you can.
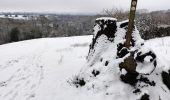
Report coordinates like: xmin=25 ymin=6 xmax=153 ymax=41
xmin=0 ymin=34 xmax=170 ymax=100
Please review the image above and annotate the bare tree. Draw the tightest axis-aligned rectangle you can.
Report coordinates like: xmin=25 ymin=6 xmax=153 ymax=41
xmin=102 ymin=8 xmax=128 ymax=20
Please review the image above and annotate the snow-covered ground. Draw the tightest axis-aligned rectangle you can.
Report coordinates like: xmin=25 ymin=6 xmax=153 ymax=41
xmin=0 ymin=35 xmax=170 ymax=100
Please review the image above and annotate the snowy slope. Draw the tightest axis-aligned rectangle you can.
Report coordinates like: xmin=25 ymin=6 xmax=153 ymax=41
xmin=0 ymin=36 xmax=92 ymax=100
xmin=0 ymin=35 xmax=170 ymax=100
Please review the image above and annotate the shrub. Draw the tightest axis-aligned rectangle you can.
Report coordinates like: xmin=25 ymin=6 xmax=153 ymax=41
xmin=10 ymin=27 xmax=20 ymax=42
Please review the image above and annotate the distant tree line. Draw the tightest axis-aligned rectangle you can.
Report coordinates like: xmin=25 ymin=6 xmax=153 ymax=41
xmin=0 ymin=14 xmax=95 ymax=44
xmin=0 ymin=9 xmax=170 ymax=45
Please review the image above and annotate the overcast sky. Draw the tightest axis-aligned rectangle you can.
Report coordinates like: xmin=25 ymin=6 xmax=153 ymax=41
xmin=0 ymin=0 xmax=170 ymax=13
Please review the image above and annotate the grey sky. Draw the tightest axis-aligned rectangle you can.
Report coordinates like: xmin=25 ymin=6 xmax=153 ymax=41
xmin=0 ymin=0 xmax=170 ymax=13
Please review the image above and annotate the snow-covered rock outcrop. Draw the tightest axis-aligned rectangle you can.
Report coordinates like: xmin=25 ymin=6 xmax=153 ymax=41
xmin=71 ymin=17 xmax=170 ymax=100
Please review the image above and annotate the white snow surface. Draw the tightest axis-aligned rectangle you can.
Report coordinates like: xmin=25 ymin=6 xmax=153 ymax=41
xmin=0 ymin=35 xmax=170 ymax=100
xmin=96 ymin=17 xmax=117 ymax=21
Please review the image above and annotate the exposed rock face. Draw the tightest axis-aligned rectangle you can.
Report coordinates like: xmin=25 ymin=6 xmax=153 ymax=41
xmin=71 ymin=17 xmax=170 ymax=100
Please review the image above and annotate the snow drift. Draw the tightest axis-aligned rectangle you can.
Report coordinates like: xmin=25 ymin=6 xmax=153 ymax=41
xmin=71 ymin=17 xmax=170 ymax=100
